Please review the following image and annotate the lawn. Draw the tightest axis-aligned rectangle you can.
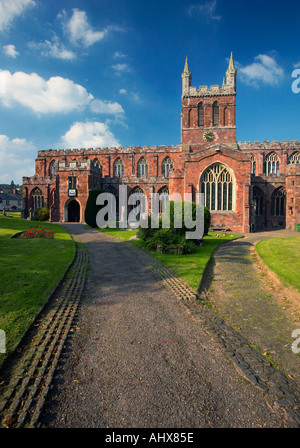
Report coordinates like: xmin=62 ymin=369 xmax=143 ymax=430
xmin=0 ymin=216 xmax=75 ymax=368
xmin=256 ymin=237 xmax=300 ymax=293
xmin=98 ymin=226 xmax=242 ymax=291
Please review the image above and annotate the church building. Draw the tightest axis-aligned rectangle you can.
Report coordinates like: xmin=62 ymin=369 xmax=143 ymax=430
xmin=22 ymin=54 xmax=300 ymax=233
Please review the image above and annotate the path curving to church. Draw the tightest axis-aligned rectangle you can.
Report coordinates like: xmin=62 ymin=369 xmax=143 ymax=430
xmin=40 ymin=224 xmax=295 ymax=428
xmin=202 ymin=229 xmax=300 ymax=386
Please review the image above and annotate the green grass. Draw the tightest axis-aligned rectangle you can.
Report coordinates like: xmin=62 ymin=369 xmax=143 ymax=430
xmin=256 ymin=237 xmax=300 ymax=293
xmin=97 ymin=226 xmax=242 ymax=291
xmin=0 ymin=216 xmax=75 ymax=368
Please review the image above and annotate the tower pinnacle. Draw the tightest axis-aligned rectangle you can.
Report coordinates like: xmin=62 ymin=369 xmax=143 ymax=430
xmin=182 ymin=56 xmax=192 ymax=96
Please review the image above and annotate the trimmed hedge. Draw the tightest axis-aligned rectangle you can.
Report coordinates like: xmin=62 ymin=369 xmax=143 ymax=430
xmin=85 ymin=189 xmax=106 ymax=228
xmin=34 ymin=207 xmax=50 ymax=221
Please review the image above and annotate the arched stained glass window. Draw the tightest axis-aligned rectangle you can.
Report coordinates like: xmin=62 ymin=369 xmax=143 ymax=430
xmin=200 ymin=163 xmax=234 ymax=211
xmin=114 ymin=157 xmax=124 ymax=178
xmin=93 ymin=158 xmax=102 ymax=175
xmin=137 ymin=157 xmax=148 ymax=178
xmin=158 ymin=186 xmax=169 ymax=214
xmin=31 ymin=188 xmax=44 ymax=210
xmin=288 ymin=151 xmax=300 ymax=164
xmin=253 ymin=186 xmax=263 ymax=216
xmin=271 ymin=187 xmax=286 ymax=216
xmin=265 ymin=152 xmax=280 ymax=176
xmin=251 ymin=154 xmax=256 ymax=176
xmin=162 ymin=157 xmax=173 ymax=178
xmin=49 ymin=161 xmax=56 ymax=179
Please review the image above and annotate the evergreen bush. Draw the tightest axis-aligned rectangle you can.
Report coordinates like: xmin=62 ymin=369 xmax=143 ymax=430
xmin=85 ymin=189 xmax=106 ymax=228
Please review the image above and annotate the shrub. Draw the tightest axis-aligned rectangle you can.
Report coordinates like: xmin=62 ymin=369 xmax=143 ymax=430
xmin=163 ymin=201 xmax=211 ymax=238
xmin=34 ymin=207 xmax=49 ymax=221
xmin=85 ymin=189 xmax=106 ymax=228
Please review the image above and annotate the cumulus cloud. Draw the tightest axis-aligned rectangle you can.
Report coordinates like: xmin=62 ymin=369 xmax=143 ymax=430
xmin=2 ymin=44 xmax=19 ymax=58
xmin=60 ymin=8 xmax=110 ymax=47
xmin=187 ymin=0 xmax=221 ymax=22
xmin=0 ymin=134 xmax=36 ymax=183
xmin=61 ymin=121 xmax=120 ymax=149
xmin=112 ymin=63 xmax=132 ymax=74
xmin=0 ymin=0 xmax=36 ymax=32
xmin=28 ymin=35 xmax=76 ymax=60
xmin=0 ymin=68 xmax=124 ymax=115
xmin=239 ymin=54 xmax=284 ymax=87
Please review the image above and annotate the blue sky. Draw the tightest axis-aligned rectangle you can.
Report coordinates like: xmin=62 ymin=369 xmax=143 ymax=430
xmin=0 ymin=0 xmax=300 ymax=184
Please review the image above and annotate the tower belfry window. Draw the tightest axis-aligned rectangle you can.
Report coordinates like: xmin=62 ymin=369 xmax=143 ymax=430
xmin=213 ymin=102 xmax=219 ymax=127
xmin=198 ymin=103 xmax=204 ymax=127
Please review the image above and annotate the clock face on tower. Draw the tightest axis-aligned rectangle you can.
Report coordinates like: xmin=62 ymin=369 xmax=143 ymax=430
xmin=203 ymin=131 xmax=215 ymax=142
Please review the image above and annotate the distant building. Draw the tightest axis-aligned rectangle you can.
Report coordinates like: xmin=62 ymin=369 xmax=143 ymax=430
xmin=22 ymin=54 xmax=300 ymax=232
xmin=0 ymin=192 xmax=23 ymax=212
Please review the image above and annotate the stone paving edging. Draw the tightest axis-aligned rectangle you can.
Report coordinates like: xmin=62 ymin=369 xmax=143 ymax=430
xmin=124 ymin=241 xmax=300 ymax=428
xmin=0 ymin=237 xmax=88 ymax=428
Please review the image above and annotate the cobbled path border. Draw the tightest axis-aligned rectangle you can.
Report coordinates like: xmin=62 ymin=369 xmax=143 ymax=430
xmin=125 ymin=241 xmax=300 ymax=428
xmin=0 ymin=236 xmax=88 ymax=428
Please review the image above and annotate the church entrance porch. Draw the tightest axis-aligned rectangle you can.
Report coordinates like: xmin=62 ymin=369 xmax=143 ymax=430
xmin=65 ymin=199 xmax=80 ymax=222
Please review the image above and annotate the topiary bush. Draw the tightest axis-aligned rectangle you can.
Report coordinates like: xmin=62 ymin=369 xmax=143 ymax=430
xmin=34 ymin=207 xmax=49 ymax=221
xmin=85 ymin=189 xmax=106 ymax=228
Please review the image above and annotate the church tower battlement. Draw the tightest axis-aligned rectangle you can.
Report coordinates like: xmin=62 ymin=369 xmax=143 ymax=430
xmin=181 ymin=54 xmax=237 ymax=146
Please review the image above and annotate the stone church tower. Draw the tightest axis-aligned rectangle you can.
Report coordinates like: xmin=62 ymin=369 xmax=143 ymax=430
xmin=181 ymin=53 xmax=237 ymax=146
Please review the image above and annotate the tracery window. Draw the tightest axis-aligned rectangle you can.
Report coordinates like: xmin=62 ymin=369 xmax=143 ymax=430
xmin=93 ymin=158 xmax=102 ymax=175
xmin=114 ymin=157 xmax=124 ymax=178
xmin=162 ymin=157 xmax=173 ymax=178
xmin=49 ymin=160 xmax=56 ymax=179
xmin=200 ymin=163 xmax=234 ymax=211
xmin=288 ymin=151 xmax=300 ymax=164
xmin=31 ymin=188 xmax=44 ymax=210
xmin=271 ymin=187 xmax=286 ymax=216
xmin=265 ymin=152 xmax=280 ymax=176
xmin=253 ymin=186 xmax=263 ymax=216
xmin=198 ymin=102 xmax=204 ymax=127
xmin=129 ymin=186 xmax=147 ymax=215
xmin=250 ymin=154 xmax=256 ymax=176
xmin=213 ymin=101 xmax=219 ymax=127
xmin=158 ymin=186 xmax=169 ymax=214
xmin=137 ymin=157 xmax=148 ymax=178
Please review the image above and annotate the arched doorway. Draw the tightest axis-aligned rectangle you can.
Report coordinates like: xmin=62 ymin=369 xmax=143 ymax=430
xmin=67 ymin=199 xmax=80 ymax=222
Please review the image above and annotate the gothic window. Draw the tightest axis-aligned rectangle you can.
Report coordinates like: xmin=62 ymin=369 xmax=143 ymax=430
xmin=158 ymin=186 xmax=169 ymax=214
xmin=271 ymin=187 xmax=286 ymax=216
xmin=137 ymin=157 xmax=148 ymax=178
xmin=253 ymin=186 xmax=263 ymax=216
xmin=213 ymin=101 xmax=219 ymax=127
xmin=265 ymin=152 xmax=280 ymax=176
xmin=223 ymin=107 xmax=228 ymax=126
xmin=49 ymin=160 xmax=56 ymax=179
xmin=250 ymin=154 xmax=256 ymax=176
xmin=162 ymin=157 xmax=173 ymax=178
xmin=93 ymin=158 xmax=102 ymax=175
xmin=288 ymin=151 xmax=300 ymax=164
xmin=129 ymin=186 xmax=147 ymax=215
xmin=200 ymin=163 xmax=234 ymax=211
xmin=114 ymin=157 xmax=124 ymax=177
xmin=69 ymin=160 xmax=77 ymax=168
xmin=31 ymin=188 xmax=44 ymax=210
xmin=198 ymin=103 xmax=204 ymax=127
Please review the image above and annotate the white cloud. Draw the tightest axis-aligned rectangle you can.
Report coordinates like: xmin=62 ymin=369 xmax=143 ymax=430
xmin=61 ymin=121 xmax=120 ymax=149
xmin=0 ymin=134 xmax=36 ymax=183
xmin=0 ymin=0 xmax=36 ymax=32
xmin=0 ymin=68 xmax=124 ymax=115
xmin=61 ymin=8 xmax=109 ymax=47
xmin=113 ymin=51 xmax=127 ymax=58
xmin=293 ymin=62 xmax=300 ymax=69
xmin=90 ymin=99 xmax=124 ymax=115
xmin=28 ymin=35 xmax=76 ymax=60
xmin=239 ymin=54 xmax=284 ymax=87
xmin=2 ymin=44 xmax=19 ymax=58
xmin=187 ymin=1 xmax=221 ymax=22
xmin=112 ymin=63 xmax=132 ymax=74
xmin=119 ymin=89 xmax=127 ymax=94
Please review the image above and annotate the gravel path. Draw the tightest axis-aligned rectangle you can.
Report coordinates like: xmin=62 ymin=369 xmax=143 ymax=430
xmin=202 ymin=230 xmax=300 ymax=386
xmin=40 ymin=224 xmax=289 ymax=428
